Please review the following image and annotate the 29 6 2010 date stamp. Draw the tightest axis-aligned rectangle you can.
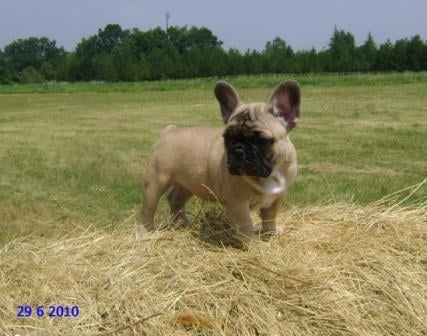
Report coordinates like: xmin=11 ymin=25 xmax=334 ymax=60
xmin=17 ymin=305 xmax=80 ymax=318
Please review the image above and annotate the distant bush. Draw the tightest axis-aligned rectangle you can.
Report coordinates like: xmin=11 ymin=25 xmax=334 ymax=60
xmin=18 ymin=66 xmax=44 ymax=84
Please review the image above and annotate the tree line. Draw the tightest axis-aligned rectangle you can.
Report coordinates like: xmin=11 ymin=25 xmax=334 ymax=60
xmin=0 ymin=24 xmax=426 ymax=84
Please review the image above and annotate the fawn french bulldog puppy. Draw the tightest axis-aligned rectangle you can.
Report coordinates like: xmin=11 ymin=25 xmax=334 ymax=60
xmin=139 ymin=80 xmax=301 ymax=242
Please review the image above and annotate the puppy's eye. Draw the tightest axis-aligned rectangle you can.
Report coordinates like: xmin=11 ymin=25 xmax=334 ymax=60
xmin=256 ymin=137 xmax=274 ymax=146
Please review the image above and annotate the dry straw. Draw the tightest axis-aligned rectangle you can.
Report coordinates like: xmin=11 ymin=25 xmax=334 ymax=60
xmin=0 ymin=183 xmax=426 ymax=335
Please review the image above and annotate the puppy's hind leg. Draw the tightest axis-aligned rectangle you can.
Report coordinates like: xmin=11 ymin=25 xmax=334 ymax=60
xmin=167 ymin=185 xmax=193 ymax=227
xmin=138 ymin=173 xmax=171 ymax=236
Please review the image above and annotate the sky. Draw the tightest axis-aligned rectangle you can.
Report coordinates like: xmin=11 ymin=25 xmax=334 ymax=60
xmin=0 ymin=0 xmax=426 ymax=52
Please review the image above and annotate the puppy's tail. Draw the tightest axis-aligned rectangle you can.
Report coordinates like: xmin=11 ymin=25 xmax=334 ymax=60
xmin=161 ymin=124 xmax=177 ymax=135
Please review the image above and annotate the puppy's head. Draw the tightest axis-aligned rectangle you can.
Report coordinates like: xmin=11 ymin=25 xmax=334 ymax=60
xmin=214 ymin=80 xmax=301 ymax=177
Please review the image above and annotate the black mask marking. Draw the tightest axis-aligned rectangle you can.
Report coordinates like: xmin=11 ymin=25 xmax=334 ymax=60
xmin=224 ymin=130 xmax=274 ymax=177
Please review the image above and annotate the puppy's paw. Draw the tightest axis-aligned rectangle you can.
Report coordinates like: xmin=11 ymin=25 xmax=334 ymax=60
xmin=253 ymin=224 xmax=263 ymax=236
xmin=135 ymin=225 xmax=154 ymax=241
xmin=275 ymin=226 xmax=287 ymax=235
xmin=254 ymin=225 xmax=287 ymax=240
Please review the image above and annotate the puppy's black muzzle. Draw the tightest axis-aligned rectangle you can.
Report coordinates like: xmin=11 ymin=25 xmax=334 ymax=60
xmin=227 ymin=142 xmax=273 ymax=177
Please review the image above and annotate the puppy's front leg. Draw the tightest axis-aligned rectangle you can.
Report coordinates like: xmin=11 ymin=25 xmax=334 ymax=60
xmin=259 ymin=197 xmax=284 ymax=234
xmin=225 ymin=201 xmax=256 ymax=241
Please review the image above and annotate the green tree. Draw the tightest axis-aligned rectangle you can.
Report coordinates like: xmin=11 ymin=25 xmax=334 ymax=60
xmin=198 ymin=47 xmax=226 ymax=77
xmin=167 ymin=26 xmax=192 ymax=53
xmin=358 ymin=33 xmax=377 ymax=71
xmin=132 ymin=27 xmax=168 ymax=55
xmin=294 ymin=48 xmax=321 ymax=73
xmin=40 ymin=61 xmax=56 ymax=80
xmin=72 ymin=24 xmax=133 ymax=81
xmin=187 ymin=26 xmax=223 ymax=50
xmin=264 ymin=37 xmax=294 ymax=73
xmin=422 ymin=38 xmax=427 ymax=70
xmin=392 ymin=38 xmax=409 ymax=71
xmin=93 ymin=53 xmax=116 ymax=81
xmin=71 ymin=36 xmax=99 ymax=80
xmin=3 ymin=37 xmax=66 ymax=80
xmin=406 ymin=35 xmax=425 ymax=71
xmin=55 ymin=55 xmax=71 ymax=81
xmin=111 ymin=46 xmax=138 ymax=81
xmin=147 ymin=48 xmax=174 ymax=80
xmin=226 ymin=48 xmax=245 ymax=75
xmin=0 ymin=50 xmax=11 ymax=83
xmin=97 ymin=24 xmax=127 ymax=53
xmin=328 ymin=27 xmax=358 ymax=71
xmin=136 ymin=55 xmax=151 ymax=80
xmin=181 ymin=46 xmax=202 ymax=78
xmin=243 ymin=50 xmax=264 ymax=74
xmin=374 ymin=40 xmax=394 ymax=71
xmin=163 ymin=42 xmax=183 ymax=78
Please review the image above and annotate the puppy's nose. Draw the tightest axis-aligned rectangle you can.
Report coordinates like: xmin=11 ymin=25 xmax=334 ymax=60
xmin=235 ymin=149 xmax=245 ymax=160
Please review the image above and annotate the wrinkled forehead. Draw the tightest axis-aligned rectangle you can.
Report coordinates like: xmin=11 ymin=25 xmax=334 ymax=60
xmin=227 ymin=103 xmax=286 ymax=138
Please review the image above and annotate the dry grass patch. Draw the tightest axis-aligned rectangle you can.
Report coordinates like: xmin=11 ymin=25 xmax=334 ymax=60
xmin=1 ymin=199 xmax=426 ymax=336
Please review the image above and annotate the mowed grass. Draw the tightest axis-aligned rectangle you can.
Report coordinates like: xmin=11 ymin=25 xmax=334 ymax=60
xmin=0 ymin=74 xmax=426 ymax=244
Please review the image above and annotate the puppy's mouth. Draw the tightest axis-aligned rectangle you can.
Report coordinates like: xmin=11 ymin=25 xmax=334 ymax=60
xmin=227 ymin=163 xmax=242 ymax=176
xmin=227 ymin=162 xmax=272 ymax=177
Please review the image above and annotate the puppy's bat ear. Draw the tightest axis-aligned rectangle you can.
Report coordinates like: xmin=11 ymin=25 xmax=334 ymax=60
xmin=214 ymin=81 xmax=240 ymax=123
xmin=268 ymin=80 xmax=301 ymax=131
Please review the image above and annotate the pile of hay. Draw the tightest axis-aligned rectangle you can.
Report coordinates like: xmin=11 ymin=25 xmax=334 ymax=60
xmin=0 ymin=200 xmax=426 ymax=335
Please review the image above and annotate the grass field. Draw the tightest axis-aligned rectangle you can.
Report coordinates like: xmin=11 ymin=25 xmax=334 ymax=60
xmin=1 ymin=71 xmax=427 ymax=94
xmin=0 ymin=73 xmax=426 ymax=335
xmin=1 ymin=73 xmax=426 ymax=243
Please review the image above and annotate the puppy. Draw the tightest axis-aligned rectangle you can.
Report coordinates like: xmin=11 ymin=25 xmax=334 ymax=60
xmin=139 ymin=80 xmax=301 ymax=242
